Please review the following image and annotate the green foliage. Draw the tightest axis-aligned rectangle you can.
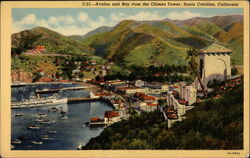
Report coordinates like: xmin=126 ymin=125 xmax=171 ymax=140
xmin=83 ymin=82 xmax=243 ymax=150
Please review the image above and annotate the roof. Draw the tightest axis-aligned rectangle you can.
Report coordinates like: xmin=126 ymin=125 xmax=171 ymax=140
xmin=135 ymin=93 xmax=156 ymax=100
xmin=119 ymin=86 xmax=144 ymax=90
xmin=90 ymin=117 xmax=102 ymax=122
xmin=199 ymin=43 xmax=232 ymax=53
xmin=147 ymin=103 xmax=158 ymax=106
xmin=104 ymin=111 xmax=119 ymax=118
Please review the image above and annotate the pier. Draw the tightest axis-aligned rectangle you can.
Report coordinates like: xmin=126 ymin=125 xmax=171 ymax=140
xmin=35 ymin=86 xmax=88 ymax=93
xmin=67 ymin=97 xmax=99 ymax=103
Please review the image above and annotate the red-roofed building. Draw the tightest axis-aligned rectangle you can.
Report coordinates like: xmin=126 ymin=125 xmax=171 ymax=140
xmin=139 ymin=102 xmax=158 ymax=112
xmin=134 ymin=92 xmax=156 ymax=102
xmin=104 ymin=111 xmax=120 ymax=125
xmin=90 ymin=117 xmax=103 ymax=122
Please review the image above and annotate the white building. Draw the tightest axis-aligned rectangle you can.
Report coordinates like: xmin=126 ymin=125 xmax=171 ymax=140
xmin=145 ymin=82 xmax=169 ymax=93
xmin=104 ymin=111 xmax=120 ymax=125
xmin=134 ymin=80 xmax=145 ymax=87
xmin=118 ymin=86 xmax=148 ymax=94
xmin=180 ymin=85 xmax=197 ymax=105
xmin=139 ymin=102 xmax=158 ymax=112
xmin=195 ymin=43 xmax=232 ymax=90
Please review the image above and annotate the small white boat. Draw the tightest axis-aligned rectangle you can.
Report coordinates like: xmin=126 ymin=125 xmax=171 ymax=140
xmin=40 ymin=135 xmax=50 ymax=140
xmin=77 ymin=144 xmax=82 ymax=150
xmin=11 ymin=139 xmax=22 ymax=144
xmin=15 ymin=114 xmax=23 ymax=117
xmin=35 ymin=118 xmax=45 ymax=122
xmin=11 ymin=145 xmax=15 ymax=149
xmin=61 ymin=116 xmax=68 ymax=120
xmin=31 ymin=140 xmax=43 ymax=145
xmin=37 ymin=113 xmax=47 ymax=117
xmin=40 ymin=120 xmax=51 ymax=124
xmin=27 ymin=125 xmax=41 ymax=130
xmin=47 ymin=130 xmax=57 ymax=134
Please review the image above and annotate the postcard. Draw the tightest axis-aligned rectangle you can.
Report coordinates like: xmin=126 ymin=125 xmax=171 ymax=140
xmin=0 ymin=0 xmax=249 ymax=158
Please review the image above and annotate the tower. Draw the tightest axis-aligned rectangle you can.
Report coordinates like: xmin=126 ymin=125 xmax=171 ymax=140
xmin=195 ymin=43 xmax=232 ymax=90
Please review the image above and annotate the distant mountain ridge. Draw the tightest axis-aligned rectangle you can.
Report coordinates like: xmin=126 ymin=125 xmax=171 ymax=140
xmin=81 ymin=14 xmax=243 ymax=66
xmin=11 ymin=15 xmax=243 ymax=66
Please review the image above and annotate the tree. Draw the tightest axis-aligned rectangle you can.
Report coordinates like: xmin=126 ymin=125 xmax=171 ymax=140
xmin=186 ymin=48 xmax=207 ymax=97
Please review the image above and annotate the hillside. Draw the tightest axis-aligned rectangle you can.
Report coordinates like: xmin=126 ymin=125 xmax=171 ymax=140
xmin=82 ymin=15 xmax=243 ymax=67
xmin=11 ymin=27 xmax=93 ymax=55
xmin=83 ymin=80 xmax=243 ymax=149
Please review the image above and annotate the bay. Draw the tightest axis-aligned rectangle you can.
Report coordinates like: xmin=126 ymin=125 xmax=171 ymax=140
xmin=11 ymin=83 xmax=113 ymax=150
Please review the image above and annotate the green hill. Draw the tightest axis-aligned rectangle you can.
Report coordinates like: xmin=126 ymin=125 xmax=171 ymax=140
xmin=82 ymin=15 xmax=243 ymax=67
xmin=85 ymin=20 xmax=212 ymax=67
xmin=83 ymin=80 xmax=243 ymax=149
xmin=11 ymin=26 xmax=93 ymax=55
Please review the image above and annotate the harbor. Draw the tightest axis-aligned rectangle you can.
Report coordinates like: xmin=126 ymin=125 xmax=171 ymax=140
xmin=11 ymin=83 xmax=113 ymax=150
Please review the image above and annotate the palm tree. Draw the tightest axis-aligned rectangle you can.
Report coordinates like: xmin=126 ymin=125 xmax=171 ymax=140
xmin=186 ymin=49 xmax=207 ymax=97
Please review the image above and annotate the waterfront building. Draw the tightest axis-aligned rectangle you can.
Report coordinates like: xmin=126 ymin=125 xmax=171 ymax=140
xmin=105 ymin=80 xmax=127 ymax=91
xmin=104 ymin=111 xmax=120 ymax=125
xmin=195 ymin=42 xmax=232 ymax=90
xmin=118 ymin=86 xmax=148 ymax=94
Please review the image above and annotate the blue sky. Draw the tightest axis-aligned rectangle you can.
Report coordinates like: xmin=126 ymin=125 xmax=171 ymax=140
xmin=12 ymin=8 xmax=243 ymax=36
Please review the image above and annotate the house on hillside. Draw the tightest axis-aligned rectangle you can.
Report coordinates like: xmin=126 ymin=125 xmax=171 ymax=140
xmin=104 ymin=111 xmax=120 ymax=125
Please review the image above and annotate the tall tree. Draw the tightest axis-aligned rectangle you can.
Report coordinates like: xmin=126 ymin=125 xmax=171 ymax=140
xmin=186 ymin=49 xmax=207 ymax=97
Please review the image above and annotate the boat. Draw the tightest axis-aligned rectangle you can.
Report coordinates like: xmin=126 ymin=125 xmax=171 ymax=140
xmin=11 ymin=96 xmax=67 ymax=109
xmin=15 ymin=114 xmax=23 ymax=117
xmin=11 ymin=145 xmax=15 ymax=149
xmin=61 ymin=115 xmax=68 ymax=120
xmin=11 ymin=139 xmax=22 ymax=144
xmin=47 ymin=130 xmax=57 ymax=134
xmin=18 ymin=136 xmax=28 ymax=140
xmin=40 ymin=135 xmax=51 ymax=140
xmin=60 ymin=110 xmax=67 ymax=114
xmin=31 ymin=140 xmax=43 ymax=145
xmin=40 ymin=119 xmax=51 ymax=124
xmin=27 ymin=125 xmax=41 ymax=130
xmin=77 ymin=144 xmax=82 ymax=150
xmin=37 ymin=113 xmax=47 ymax=117
xmin=35 ymin=118 xmax=45 ymax=122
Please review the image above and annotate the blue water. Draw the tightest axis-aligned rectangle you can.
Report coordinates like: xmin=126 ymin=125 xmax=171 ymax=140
xmin=11 ymin=83 xmax=113 ymax=150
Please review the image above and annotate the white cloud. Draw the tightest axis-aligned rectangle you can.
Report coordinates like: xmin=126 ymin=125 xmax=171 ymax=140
xmin=110 ymin=11 xmax=164 ymax=22
xmin=17 ymin=13 xmax=36 ymax=25
xmin=78 ymin=12 xmax=89 ymax=22
xmin=55 ymin=25 xmax=88 ymax=35
xmin=166 ymin=11 xmax=202 ymax=20
xmin=48 ymin=16 xmax=58 ymax=25
xmin=89 ymin=16 xmax=106 ymax=28
xmin=36 ymin=19 xmax=49 ymax=28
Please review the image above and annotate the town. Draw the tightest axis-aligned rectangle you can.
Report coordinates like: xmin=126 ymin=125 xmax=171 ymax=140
xmin=12 ymin=42 xmax=243 ymax=129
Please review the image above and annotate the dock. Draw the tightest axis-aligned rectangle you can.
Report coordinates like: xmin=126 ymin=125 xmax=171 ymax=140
xmin=67 ymin=97 xmax=99 ymax=103
xmin=36 ymin=86 xmax=88 ymax=93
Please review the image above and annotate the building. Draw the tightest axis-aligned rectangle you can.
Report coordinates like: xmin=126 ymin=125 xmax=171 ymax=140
xmin=134 ymin=93 xmax=157 ymax=103
xmin=105 ymin=80 xmax=127 ymax=91
xmin=180 ymin=85 xmax=197 ymax=105
xmin=104 ymin=111 xmax=120 ymax=125
xmin=134 ymin=80 xmax=145 ymax=87
xmin=145 ymin=82 xmax=169 ymax=93
xmin=139 ymin=102 xmax=158 ymax=112
xmin=118 ymin=86 xmax=148 ymax=94
xmin=195 ymin=43 xmax=232 ymax=90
